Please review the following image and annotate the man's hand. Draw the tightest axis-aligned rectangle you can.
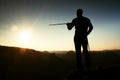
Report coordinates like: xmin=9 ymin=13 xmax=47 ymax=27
xmin=67 ymin=23 xmax=73 ymax=30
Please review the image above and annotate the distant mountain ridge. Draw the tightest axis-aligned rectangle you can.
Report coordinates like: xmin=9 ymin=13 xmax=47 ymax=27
xmin=0 ymin=45 xmax=120 ymax=80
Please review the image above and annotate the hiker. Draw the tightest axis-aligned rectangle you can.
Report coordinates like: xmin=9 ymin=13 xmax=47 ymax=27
xmin=66 ymin=9 xmax=93 ymax=72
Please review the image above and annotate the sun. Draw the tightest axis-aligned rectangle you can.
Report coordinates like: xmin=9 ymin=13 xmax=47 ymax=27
xmin=18 ymin=31 xmax=32 ymax=43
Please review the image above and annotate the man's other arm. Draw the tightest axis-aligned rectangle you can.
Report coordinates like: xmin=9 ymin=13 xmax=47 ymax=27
xmin=87 ymin=20 xmax=93 ymax=35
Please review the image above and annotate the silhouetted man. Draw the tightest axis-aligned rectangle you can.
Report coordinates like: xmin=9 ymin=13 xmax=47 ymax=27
xmin=67 ymin=9 xmax=93 ymax=72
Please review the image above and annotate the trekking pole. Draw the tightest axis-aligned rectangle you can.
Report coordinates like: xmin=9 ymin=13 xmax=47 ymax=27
xmin=49 ymin=23 xmax=68 ymax=26
xmin=87 ymin=41 xmax=90 ymax=54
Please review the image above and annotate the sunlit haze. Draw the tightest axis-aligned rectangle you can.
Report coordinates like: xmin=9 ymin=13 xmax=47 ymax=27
xmin=0 ymin=0 xmax=120 ymax=51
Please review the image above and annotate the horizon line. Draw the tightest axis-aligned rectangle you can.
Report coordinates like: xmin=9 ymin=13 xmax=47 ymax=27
xmin=0 ymin=45 xmax=120 ymax=52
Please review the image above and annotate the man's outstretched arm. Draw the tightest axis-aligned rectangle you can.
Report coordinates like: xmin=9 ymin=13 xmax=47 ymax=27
xmin=67 ymin=23 xmax=73 ymax=30
xmin=67 ymin=18 xmax=76 ymax=30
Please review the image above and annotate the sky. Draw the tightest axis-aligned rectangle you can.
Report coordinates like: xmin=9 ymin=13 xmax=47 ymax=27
xmin=0 ymin=0 xmax=120 ymax=51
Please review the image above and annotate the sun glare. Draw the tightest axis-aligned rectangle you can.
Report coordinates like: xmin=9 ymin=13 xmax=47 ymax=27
xmin=19 ymin=31 xmax=32 ymax=43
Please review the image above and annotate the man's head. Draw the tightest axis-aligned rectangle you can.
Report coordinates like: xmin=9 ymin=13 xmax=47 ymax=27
xmin=77 ymin=9 xmax=83 ymax=18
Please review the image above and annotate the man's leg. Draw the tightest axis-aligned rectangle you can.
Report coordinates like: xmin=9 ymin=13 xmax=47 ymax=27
xmin=82 ymin=38 xmax=90 ymax=70
xmin=74 ymin=38 xmax=83 ymax=71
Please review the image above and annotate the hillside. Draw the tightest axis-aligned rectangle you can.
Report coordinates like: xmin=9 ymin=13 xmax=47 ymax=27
xmin=0 ymin=45 xmax=120 ymax=80
xmin=0 ymin=46 xmax=72 ymax=80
